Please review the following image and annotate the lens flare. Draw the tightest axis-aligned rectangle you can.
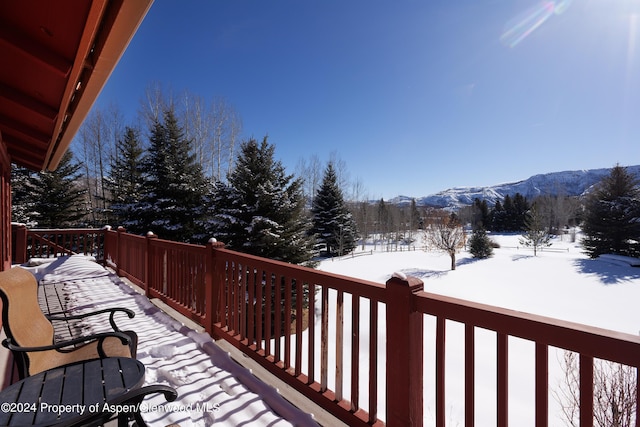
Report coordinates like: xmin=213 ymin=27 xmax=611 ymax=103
xmin=500 ymin=0 xmax=573 ymax=48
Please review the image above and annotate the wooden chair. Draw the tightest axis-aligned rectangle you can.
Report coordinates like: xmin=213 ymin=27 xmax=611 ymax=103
xmin=0 ymin=267 xmax=137 ymax=379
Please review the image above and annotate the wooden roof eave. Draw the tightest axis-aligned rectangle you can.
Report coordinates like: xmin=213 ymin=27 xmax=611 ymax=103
xmin=44 ymin=0 xmax=153 ymax=171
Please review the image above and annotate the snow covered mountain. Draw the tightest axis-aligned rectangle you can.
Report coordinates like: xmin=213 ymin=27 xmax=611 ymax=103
xmin=389 ymin=165 xmax=640 ymax=209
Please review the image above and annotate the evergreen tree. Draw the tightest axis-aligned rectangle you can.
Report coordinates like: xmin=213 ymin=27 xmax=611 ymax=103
xmin=490 ymin=199 xmax=505 ymax=231
xmin=409 ymin=198 xmax=421 ymax=230
xmin=519 ymin=205 xmax=551 ymax=256
xmin=28 ymin=151 xmax=86 ymax=228
xmin=377 ymin=198 xmax=389 ymax=237
xmin=494 ymin=193 xmax=529 ymax=232
xmin=11 ymin=164 xmax=37 ymax=226
xmin=311 ymin=162 xmax=358 ymax=256
xmin=502 ymin=195 xmax=515 ymax=230
xmin=582 ymin=165 xmax=640 ymax=258
xmin=469 ymin=227 xmax=494 ymax=259
xmin=472 ymin=198 xmax=490 ymax=230
xmin=104 ymin=126 xmax=144 ymax=231
xmin=210 ymin=137 xmax=313 ymax=264
xmin=512 ymin=193 xmax=530 ymax=231
xmin=139 ymin=108 xmax=210 ymax=242
xmin=408 ymin=198 xmax=421 ymax=242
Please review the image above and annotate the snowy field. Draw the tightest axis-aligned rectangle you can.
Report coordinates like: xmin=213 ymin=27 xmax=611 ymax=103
xmin=315 ymin=232 xmax=640 ymax=426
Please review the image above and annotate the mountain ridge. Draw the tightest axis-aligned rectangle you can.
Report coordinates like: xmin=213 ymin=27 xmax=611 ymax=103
xmin=388 ymin=165 xmax=640 ymax=209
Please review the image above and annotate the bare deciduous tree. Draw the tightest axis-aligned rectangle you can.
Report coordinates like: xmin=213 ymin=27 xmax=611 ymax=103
xmin=139 ymin=81 xmax=173 ymax=130
xmin=140 ymin=86 xmax=243 ymax=181
xmin=425 ymin=211 xmax=466 ymax=270
xmin=74 ymin=104 xmax=123 ymax=226
xmin=296 ymin=154 xmax=323 ymax=204
xmin=554 ymin=351 xmax=637 ymax=427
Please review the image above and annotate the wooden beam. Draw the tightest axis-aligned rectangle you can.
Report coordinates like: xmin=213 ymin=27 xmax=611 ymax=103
xmin=0 ymin=82 xmax=58 ymax=121
xmin=0 ymin=23 xmax=72 ymax=77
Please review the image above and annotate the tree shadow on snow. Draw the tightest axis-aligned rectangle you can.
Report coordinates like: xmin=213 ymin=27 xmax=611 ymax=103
xmin=456 ymin=256 xmax=482 ymax=267
xmin=400 ymin=268 xmax=448 ymax=280
xmin=512 ymin=254 xmax=534 ymax=262
xmin=573 ymin=258 xmax=640 ymax=285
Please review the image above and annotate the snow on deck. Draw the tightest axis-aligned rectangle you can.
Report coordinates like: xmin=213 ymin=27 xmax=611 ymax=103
xmin=25 ymin=255 xmax=317 ymax=427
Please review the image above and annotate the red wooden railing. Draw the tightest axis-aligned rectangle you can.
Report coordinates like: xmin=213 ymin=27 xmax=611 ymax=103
xmin=12 ymin=224 xmax=104 ymax=263
xmin=413 ymin=289 xmax=640 ymax=427
xmin=209 ymin=247 xmax=388 ymax=427
xmin=12 ymin=226 xmax=640 ymax=427
xmin=104 ymin=227 xmax=146 ymax=286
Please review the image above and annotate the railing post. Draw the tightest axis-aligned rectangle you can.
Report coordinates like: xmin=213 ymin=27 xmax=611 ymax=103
xmin=386 ymin=272 xmax=424 ymax=427
xmin=144 ymin=231 xmax=157 ymax=298
xmin=98 ymin=225 xmax=111 ymax=265
xmin=205 ymin=238 xmax=224 ymax=336
xmin=114 ymin=226 xmax=126 ymax=276
xmin=13 ymin=224 xmax=28 ymax=264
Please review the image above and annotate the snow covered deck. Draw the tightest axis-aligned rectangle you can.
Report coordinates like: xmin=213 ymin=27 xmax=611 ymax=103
xmin=22 ymin=255 xmax=318 ymax=427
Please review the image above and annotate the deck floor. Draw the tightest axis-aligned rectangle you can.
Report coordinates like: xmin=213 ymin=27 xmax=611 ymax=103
xmin=25 ymin=255 xmax=317 ymax=427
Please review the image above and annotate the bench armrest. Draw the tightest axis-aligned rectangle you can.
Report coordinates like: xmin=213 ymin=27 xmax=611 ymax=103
xmin=46 ymin=308 xmax=135 ymax=332
xmin=2 ymin=331 xmax=131 ymax=356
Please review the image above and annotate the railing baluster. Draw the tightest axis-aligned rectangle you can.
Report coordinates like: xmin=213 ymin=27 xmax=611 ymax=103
xmin=465 ymin=323 xmax=475 ymax=427
xmin=264 ymin=272 xmax=272 ymax=355
xmin=284 ymin=276 xmax=292 ymax=370
xmin=497 ymin=332 xmax=508 ymax=427
xmin=436 ymin=316 xmax=446 ymax=427
xmin=307 ymin=283 xmax=315 ymax=384
xmin=255 ymin=268 xmax=263 ymax=352
xmin=320 ymin=286 xmax=329 ymax=393
xmin=335 ymin=289 xmax=344 ymax=402
xmin=234 ymin=261 xmax=240 ymax=334
xmin=227 ymin=261 xmax=234 ymax=331
xmin=274 ymin=274 xmax=283 ymax=363
xmin=294 ymin=278 xmax=303 ymax=377
xmin=535 ymin=342 xmax=548 ymax=427
xmin=240 ymin=263 xmax=248 ymax=341
xmin=247 ymin=265 xmax=256 ymax=345
xmin=351 ymin=294 xmax=360 ymax=412
xmin=636 ymin=366 xmax=639 ymax=427
xmin=369 ymin=299 xmax=378 ymax=423
xmin=580 ymin=354 xmax=594 ymax=427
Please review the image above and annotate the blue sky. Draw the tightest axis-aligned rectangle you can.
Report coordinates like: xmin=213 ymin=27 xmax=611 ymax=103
xmin=94 ymin=0 xmax=640 ymax=199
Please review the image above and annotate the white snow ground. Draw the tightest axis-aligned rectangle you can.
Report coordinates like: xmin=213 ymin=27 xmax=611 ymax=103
xmin=25 ymin=255 xmax=317 ymax=427
xmin=316 ymin=232 xmax=640 ymax=426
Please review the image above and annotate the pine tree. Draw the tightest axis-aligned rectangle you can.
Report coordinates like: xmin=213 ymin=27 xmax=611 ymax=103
xmin=210 ymin=137 xmax=313 ymax=264
xmin=513 ymin=193 xmax=530 ymax=231
xmin=519 ymin=205 xmax=551 ymax=256
xmin=490 ymin=199 xmax=505 ymax=231
xmin=377 ymin=198 xmax=389 ymax=244
xmin=28 ymin=151 xmax=86 ymax=228
xmin=472 ymin=198 xmax=490 ymax=230
xmin=104 ymin=126 xmax=144 ymax=231
xmin=408 ymin=198 xmax=421 ymax=242
xmin=139 ymin=108 xmax=210 ymax=242
xmin=311 ymin=162 xmax=358 ymax=256
xmin=582 ymin=165 xmax=640 ymax=258
xmin=11 ymin=164 xmax=37 ymax=226
xmin=469 ymin=227 xmax=494 ymax=259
